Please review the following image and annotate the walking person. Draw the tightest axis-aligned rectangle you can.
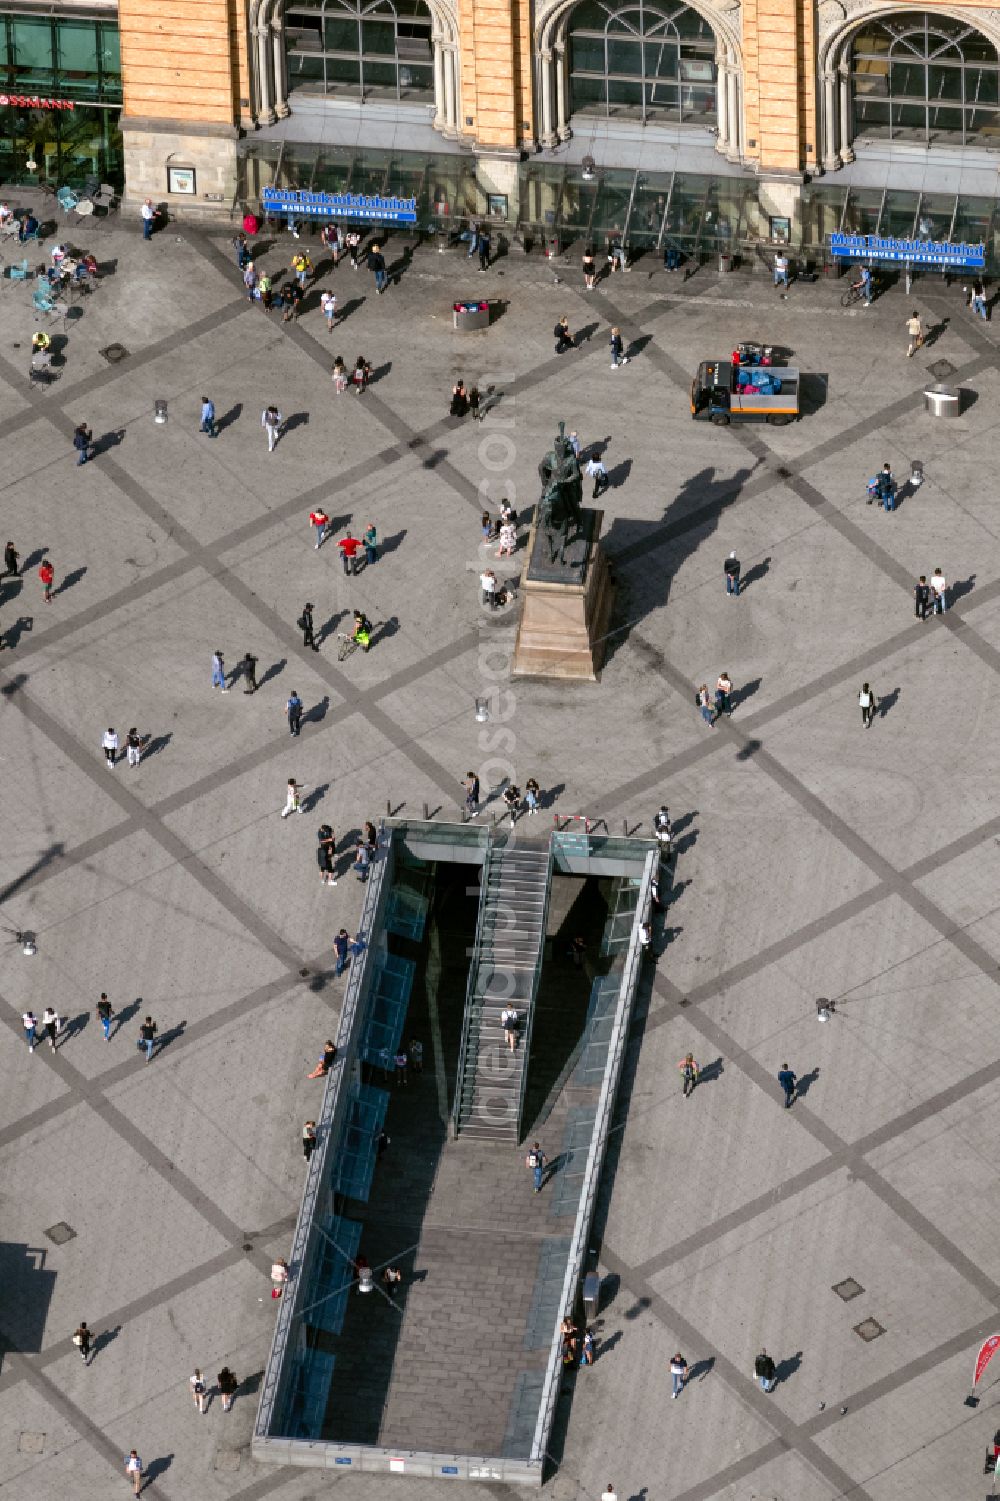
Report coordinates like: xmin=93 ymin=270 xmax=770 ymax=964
xmin=211 ymin=650 xmax=228 ymax=692
xmin=73 ymin=423 xmax=93 ymax=465
xmin=582 ymin=245 xmax=596 ymax=290
xmin=302 ymin=1120 xmax=317 ymax=1161
xmin=97 ymin=992 xmax=113 ymax=1040
xmin=2 ymin=540 xmax=20 ymax=578
xmin=906 ymin=310 xmax=924 ymax=357
xmin=331 ymin=355 xmax=348 ymax=393
xmin=914 ymin=574 xmax=930 ymax=621
xmin=554 ymin=316 xmax=575 ymax=354
xmin=654 ymin=805 xmax=673 ymax=863
xmin=777 ymin=1062 xmax=797 ymax=1109
xmin=480 ymin=568 xmax=498 ymax=608
xmin=367 ymin=242 xmax=387 ymax=294
xmin=715 ymin=671 xmax=733 ymax=718
xmin=309 ymin=507 xmax=331 ymax=549
xmin=286 ymin=690 xmax=303 ymax=737
xmin=363 ymin=521 xmax=378 ymax=567
xmin=39 ymin=558 xmax=55 ymax=602
xmin=241 ymin=653 xmax=258 ymax=694
xmin=697 ymin=683 xmax=715 ymax=726
xmin=317 ymin=824 xmax=337 ymax=886
xmin=970 ymin=278 xmax=988 ymax=319
xmin=464 ymin=771 xmax=480 ymax=816
xmin=670 ymin=1352 xmax=688 ymax=1399
xmin=217 ymin=1366 xmax=238 ymax=1412
xmin=140 ymin=196 xmax=159 ymax=239
xmin=243 ymin=260 xmax=257 ymax=301
xmin=320 ymin=289 xmax=337 ymax=331
xmin=755 ymin=1348 xmax=777 ymax=1392
xmin=139 ymin=1015 xmax=157 ymax=1062
xmin=477 ymin=226 xmax=491 ymax=271
xmin=190 ymin=1368 xmax=207 ymax=1414
xmin=773 ymin=251 xmax=789 ymax=289
xmin=334 ymin=927 xmax=350 ymax=976
xmin=502 ymin=1005 xmax=520 ymax=1053
xmin=859 ymin=681 xmax=877 ymax=728
xmin=102 ymin=727 xmax=119 ymax=768
xmin=678 ymin=1052 xmax=700 ymax=1098
xmin=258 ymin=271 xmax=273 ymax=312
xmin=931 ymin=566 xmax=947 ymax=614
xmin=724 ymin=549 xmax=741 ymax=595
xmin=281 ymin=778 xmax=303 ymax=818
xmin=125 ymin=727 xmax=142 ymax=765
xmin=345 ymin=229 xmax=361 ymax=268
xmin=585 ymin=453 xmax=608 ymax=499
xmin=299 ymin=602 xmax=319 ymax=651
xmin=73 ymin=1321 xmax=92 ymax=1363
xmin=601 ymin=1484 xmax=618 ymax=1501
xmin=524 ymin=776 xmax=540 ymax=816
xmin=42 ymin=1006 xmax=61 ymax=1052
xmin=608 ymin=325 xmax=629 ymax=368
xmin=261 ymin=404 xmax=283 ymax=453
xmin=526 ymin=1141 xmax=547 ymax=1194
xmin=199 ymin=397 xmax=216 ymax=437
xmin=337 ymin=531 xmax=362 ymax=575
xmin=124 ymin=1451 xmax=143 ymax=1495
xmin=291 ymin=249 xmax=312 ymax=288
xmin=22 ymin=1009 xmax=37 ymax=1052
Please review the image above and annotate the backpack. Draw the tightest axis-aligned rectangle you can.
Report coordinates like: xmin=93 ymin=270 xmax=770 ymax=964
xmin=527 ymin=1150 xmax=540 ymax=1169
xmin=72 ymin=1332 xmax=84 ymax=1347
xmin=297 ymin=613 xmax=307 ymax=630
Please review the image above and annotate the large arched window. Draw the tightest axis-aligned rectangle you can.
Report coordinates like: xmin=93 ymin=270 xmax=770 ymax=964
xmin=851 ymin=12 xmax=1000 ymax=146
xmin=567 ymin=0 xmax=717 ymax=124
xmin=285 ymin=0 xmax=433 ymax=100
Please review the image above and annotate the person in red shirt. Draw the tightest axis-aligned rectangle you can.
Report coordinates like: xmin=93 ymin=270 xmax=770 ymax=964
xmin=309 ymin=508 xmax=331 ymax=550
xmin=39 ymin=559 xmax=55 ymax=602
xmin=337 ymin=533 xmax=362 ymax=577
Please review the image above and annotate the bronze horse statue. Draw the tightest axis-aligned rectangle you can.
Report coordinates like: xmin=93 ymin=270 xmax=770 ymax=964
xmin=538 ymin=422 xmax=584 ymax=564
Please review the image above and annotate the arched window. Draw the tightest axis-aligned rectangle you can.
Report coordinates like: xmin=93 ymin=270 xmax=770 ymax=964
xmin=851 ymin=11 xmax=1000 ymax=146
xmin=285 ymin=0 xmax=433 ymax=100
xmin=567 ymin=0 xmax=717 ymax=124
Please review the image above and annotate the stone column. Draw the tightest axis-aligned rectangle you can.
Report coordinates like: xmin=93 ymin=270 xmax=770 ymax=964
xmin=256 ymin=24 xmax=275 ymax=126
xmin=539 ymin=50 xmax=556 ymax=147
xmin=822 ymin=71 xmax=839 ymax=170
xmin=715 ymin=55 xmax=729 ymax=154
xmin=839 ymin=67 xmax=854 ymax=163
xmin=555 ymin=43 xmax=571 ymax=140
xmin=272 ymin=14 xmax=289 ymax=119
xmin=725 ymin=60 xmax=739 ymax=160
xmin=443 ymin=46 xmax=458 ymax=135
xmin=433 ymin=36 xmax=446 ymax=129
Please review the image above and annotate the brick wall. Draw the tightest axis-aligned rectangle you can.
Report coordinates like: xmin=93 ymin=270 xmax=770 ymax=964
xmin=118 ymin=0 xmax=239 ymax=125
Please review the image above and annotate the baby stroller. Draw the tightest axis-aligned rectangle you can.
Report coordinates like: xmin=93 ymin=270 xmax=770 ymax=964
xmin=734 ymin=341 xmax=773 ymax=367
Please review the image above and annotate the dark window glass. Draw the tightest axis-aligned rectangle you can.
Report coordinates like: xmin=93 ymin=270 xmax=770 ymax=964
xmin=568 ymin=0 xmax=716 ymax=124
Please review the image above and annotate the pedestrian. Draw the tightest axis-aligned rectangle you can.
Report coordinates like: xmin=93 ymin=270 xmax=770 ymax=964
xmin=291 ymin=249 xmax=312 ymax=288
xmin=22 ymin=1009 xmax=37 ymax=1052
xmin=102 ymin=726 xmax=119 ymax=768
xmin=582 ymin=245 xmax=596 ymax=290
xmin=914 ymin=574 xmax=930 ymax=621
xmin=724 ymin=549 xmax=741 ymax=595
xmin=859 ymin=681 xmax=877 ymax=728
xmin=450 ymin=378 xmax=469 ymax=417
xmin=696 ymin=683 xmax=715 ymax=726
xmin=678 ymin=1052 xmax=700 ymax=1097
xmin=307 ymin=1040 xmax=337 ymax=1078
xmin=524 ymin=777 xmax=540 ymax=816
xmin=554 ymin=316 xmax=575 ymax=354
xmin=280 ymin=280 xmax=304 ymax=323
xmin=298 ymin=602 xmax=319 ymax=652
xmin=376 ymin=1127 xmax=390 ymax=1159
xmin=906 ymin=309 xmax=924 ymax=357
xmin=502 ymin=1004 xmax=520 ymax=1052
xmin=320 ymin=289 xmax=337 ymax=330
xmin=654 ymin=805 xmax=673 ymax=862
xmin=345 ymin=229 xmax=361 ymax=268
xmin=232 ymin=231 xmax=249 ymax=269
xmin=73 ymin=1321 xmax=92 ymax=1363
xmin=352 ymin=355 xmax=371 ymax=394
xmin=281 ymin=777 xmax=303 ymax=817
xmin=39 ymin=558 xmax=55 ymax=602
xmin=394 ymin=1048 xmax=408 ymax=1085
xmin=755 ymin=1348 xmax=777 ymax=1392
xmin=367 ymin=241 xmax=387 ymax=294
xmin=469 ymin=385 xmax=481 ymax=421
xmin=139 ymin=1015 xmax=157 ymax=1062
xmin=476 ymin=226 xmax=491 ymax=271
xmin=2 ymin=540 xmax=19 ymax=578
xmin=199 ymin=397 xmax=216 ymax=437
xmin=217 ymin=1366 xmax=238 ymax=1411
xmin=601 ymin=1484 xmax=618 ymax=1501
xmin=670 ymin=1351 xmax=688 ymax=1398
xmin=243 ymin=260 xmax=257 ymax=300
xmin=480 ymin=567 xmax=498 ymax=608
xmin=302 ymin=1121 xmax=317 ymax=1161
xmin=970 ymin=278 xmax=988 ymax=319
xmin=382 ymin=1264 xmax=403 ymax=1296
xmin=639 ymin=919 xmax=654 ymax=958
xmin=190 ymin=1368 xmax=207 ymax=1414
xmin=97 ymin=992 xmax=113 ymax=1041
xmin=270 ymin=1257 xmax=289 ymax=1297
xmin=503 ymin=783 xmax=521 ymax=820
xmin=73 ymin=423 xmax=93 ymax=464
xmin=286 ymin=691 xmax=303 ymax=737
xmin=258 ymin=271 xmax=273 ymax=311
xmin=526 ymin=1140 xmax=546 ymax=1194
xmin=481 ymin=509 xmax=494 ymax=542
xmin=497 ymin=519 xmax=517 ymax=558
xmin=580 ymin=1328 xmax=595 ymax=1365
xmin=353 ymin=835 xmax=371 ymax=882
xmin=241 ymin=653 xmax=258 ymax=694
xmin=42 ymin=1006 xmax=61 ymax=1052
xmin=309 ymin=507 xmax=331 ymax=550
xmin=125 ymin=727 xmax=142 ymax=765
xmin=332 ymin=355 xmax=348 ymax=393
xmin=211 ymin=650 xmax=228 ymax=692
xmin=773 ymin=251 xmax=789 ymax=289
xmin=140 ymin=197 xmax=159 ymax=239
xmin=777 ymin=1062 xmax=797 ymax=1108
xmin=609 ymin=325 xmax=628 ymax=368
xmin=464 ymin=771 xmax=480 ymax=816
xmin=409 ymin=1037 xmax=423 ymax=1074
xmin=931 ymin=566 xmax=947 ymax=614
xmin=261 ymin=404 xmax=283 ymax=452
xmin=363 ymin=521 xmax=378 ymax=567
xmin=607 ymin=229 xmax=628 ymax=272
xmin=585 ymin=454 xmax=608 ymax=499
xmin=124 ymin=1450 xmax=143 ymax=1495
xmin=334 ymin=927 xmax=350 ymax=976
xmin=876 ymin=461 xmax=896 ymax=512
xmin=715 ymin=671 xmax=733 ymax=717
xmin=317 ymin=824 xmax=337 ymax=885
xmin=337 ymin=531 xmax=362 ymax=576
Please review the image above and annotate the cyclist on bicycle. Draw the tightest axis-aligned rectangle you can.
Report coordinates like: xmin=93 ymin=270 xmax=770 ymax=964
xmin=352 ymin=610 xmax=372 ymax=652
xmin=851 ymin=263 xmax=873 ymax=307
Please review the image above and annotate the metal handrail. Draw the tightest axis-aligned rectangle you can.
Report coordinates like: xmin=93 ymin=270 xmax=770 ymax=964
xmin=513 ymin=837 xmax=556 ymax=1142
xmin=450 ymin=828 xmax=494 ymax=1135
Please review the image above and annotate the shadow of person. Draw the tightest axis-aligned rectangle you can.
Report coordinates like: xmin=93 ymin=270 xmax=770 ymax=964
xmin=142 ymin=732 xmax=172 ymax=759
xmin=923 ymin=317 xmax=949 ymax=349
xmin=731 ymin=676 xmax=762 ymax=710
xmin=62 ymin=1012 xmax=89 ymax=1042
xmin=795 ymin=1067 xmax=820 ymax=1098
xmin=143 ymin=1455 xmax=173 ymax=1488
xmin=257 ymin=657 xmax=287 ymax=689
xmin=56 ymin=565 xmax=87 ymax=596
xmin=741 ymin=555 xmax=771 ymax=591
xmin=113 ymin=998 xmax=143 ymax=1037
xmin=774 ymin=1350 xmax=803 ymax=1385
xmin=157 ymin=1020 xmax=187 ymax=1055
xmin=950 ymin=572 xmax=976 ymax=604
xmin=302 ymin=782 xmax=329 ymax=814
xmin=696 ymin=1056 xmax=724 ymax=1085
xmin=877 ymin=687 xmax=900 ymax=719
xmin=283 ymin=412 xmax=309 ymax=434
xmin=215 ymin=401 xmax=242 ymax=433
xmin=306 ymin=695 xmax=330 ymax=725
xmin=92 ymin=1323 xmax=122 ymax=1359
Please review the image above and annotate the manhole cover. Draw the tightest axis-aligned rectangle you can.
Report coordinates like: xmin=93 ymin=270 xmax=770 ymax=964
xmin=99 ymin=343 xmax=129 ymax=364
xmin=213 ymin=1449 xmax=242 ymax=1472
xmin=928 ymin=358 xmax=956 ymax=379
xmin=853 ymin=1317 xmax=886 ymax=1342
xmin=18 ymin=1432 xmax=45 ymax=1454
xmin=832 ymin=1277 xmax=864 ymax=1302
xmin=44 ymin=1222 xmax=76 ymax=1245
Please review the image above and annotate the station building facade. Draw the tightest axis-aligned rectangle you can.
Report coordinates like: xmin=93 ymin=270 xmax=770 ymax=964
xmin=7 ymin=1 xmax=1000 ymax=264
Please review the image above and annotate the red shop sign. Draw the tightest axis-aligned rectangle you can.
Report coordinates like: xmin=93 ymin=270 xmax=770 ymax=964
xmin=0 ymin=96 xmax=75 ymax=110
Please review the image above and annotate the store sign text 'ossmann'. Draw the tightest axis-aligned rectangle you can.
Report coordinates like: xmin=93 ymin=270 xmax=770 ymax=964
xmin=0 ymin=95 xmax=75 ymax=110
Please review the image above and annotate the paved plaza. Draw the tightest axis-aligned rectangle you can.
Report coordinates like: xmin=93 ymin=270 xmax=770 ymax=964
xmin=2 ymin=205 xmax=1000 ymax=1501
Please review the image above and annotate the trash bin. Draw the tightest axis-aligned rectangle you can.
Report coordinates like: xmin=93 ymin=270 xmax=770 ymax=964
xmin=924 ymin=384 xmax=960 ymax=418
xmin=582 ymin=1270 xmax=600 ymax=1322
xmin=718 ymin=251 xmax=732 ymax=274
xmin=453 ymin=299 xmax=490 ymax=331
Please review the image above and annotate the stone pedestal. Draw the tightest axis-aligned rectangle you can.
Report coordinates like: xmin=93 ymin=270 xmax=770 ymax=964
xmin=512 ymin=508 xmax=613 ymax=681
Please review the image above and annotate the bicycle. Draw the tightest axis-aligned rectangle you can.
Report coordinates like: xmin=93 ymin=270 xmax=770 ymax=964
xmin=337 ymin=631 xmax=372 ymax=660
xmin=840 ymin=279 xmax=872 ymax=308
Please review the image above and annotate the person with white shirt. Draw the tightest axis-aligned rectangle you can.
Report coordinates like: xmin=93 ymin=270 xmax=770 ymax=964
xmin=140 ymin=198 xmax=158 ymax=240
xmin=501 ymin=1006 xmax=520 ymax=1053
xmin=480 ymin=568 xmax=498 ymax=609
xmin=261 ymin=405 xmax=283 ymax=453
xmin=41 ymin=1007 xmax=62 ymax=1052
xmin=931 ymin=566 xmax=947 ymax=614
xmin=102 ymin=727 xmax=119 ymax=768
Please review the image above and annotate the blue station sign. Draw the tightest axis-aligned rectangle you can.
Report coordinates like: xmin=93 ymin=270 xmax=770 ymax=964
xmin=829 ymin=231 xmax=985 ymax=269
xmin=261 ymin=188 xmax=417 ymax=223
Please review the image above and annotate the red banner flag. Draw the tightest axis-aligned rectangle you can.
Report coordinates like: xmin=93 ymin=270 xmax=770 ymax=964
xmin=975 ymin=1335 xmax=1000 ymax=1387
